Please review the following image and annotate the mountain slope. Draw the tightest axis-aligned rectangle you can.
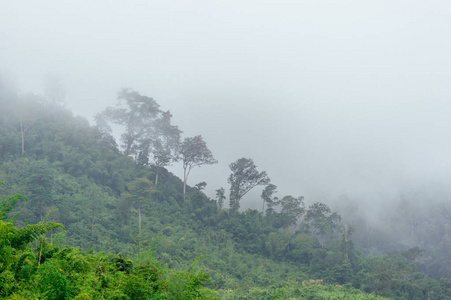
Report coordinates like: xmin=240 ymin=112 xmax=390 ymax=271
xmin=1 ymin=86 xmax=450 ymax=299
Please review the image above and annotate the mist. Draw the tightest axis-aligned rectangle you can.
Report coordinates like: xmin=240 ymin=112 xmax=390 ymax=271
xmin=2 ymin=0 xmax=451 ymax=214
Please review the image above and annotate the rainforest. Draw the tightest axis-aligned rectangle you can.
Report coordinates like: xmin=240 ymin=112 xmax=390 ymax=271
xmin=2 ymin=84 xmax=451 ymax=300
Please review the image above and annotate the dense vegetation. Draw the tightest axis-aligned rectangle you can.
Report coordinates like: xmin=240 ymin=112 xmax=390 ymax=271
xmin=1 ymin=81 xmax=451 ymax=299
xmin=0 ymin=200 xmax=216 ymax=299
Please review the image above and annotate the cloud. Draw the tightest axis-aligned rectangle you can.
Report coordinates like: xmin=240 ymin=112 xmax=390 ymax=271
xmin=1 ymin=1 xmax=451 ymax=211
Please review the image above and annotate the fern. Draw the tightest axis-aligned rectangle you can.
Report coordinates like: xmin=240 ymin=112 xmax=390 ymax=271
xmin=11 ymin=222 xmax=64 ymax=249
xmin=0 ymin=181 xmax=27 ymax=222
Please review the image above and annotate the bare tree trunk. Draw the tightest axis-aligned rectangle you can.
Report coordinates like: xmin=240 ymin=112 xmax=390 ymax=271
xmin=124 ymin=138 xmax=133 ymax=156
xmin=20 ymin=121 xmax=30 ymax=155
xmin=343 ymin=225 xmax=349 ymax=259
xmin=138 ymin=203 xmax=141 ymax=229
xmin=21 ymin=122 xmax=25 ymax=155
xmin=155 ymin=173 xmax=159 ymax=186
xmin=38 ymin=237 xmax=44 ymax=266
xmin=137 ymin=205 xmax=142 ymax=263
xmin=183 ymin=166 xmax=187 ymax=202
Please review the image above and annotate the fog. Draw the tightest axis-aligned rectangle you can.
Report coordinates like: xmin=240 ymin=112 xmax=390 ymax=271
xmin=2 ymin=1 xmax=451 ymax=210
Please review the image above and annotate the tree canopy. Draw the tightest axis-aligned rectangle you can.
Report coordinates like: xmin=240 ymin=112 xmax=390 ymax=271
xmin=96 ymin=89 xmax=181 ymax=160
xmin=228 ymin=157 xmax=270 ymax=213
xmin=2 ymin=83 xmax=451 ymax=299
xmin=180 ymin=135 xmax=217 ymax=200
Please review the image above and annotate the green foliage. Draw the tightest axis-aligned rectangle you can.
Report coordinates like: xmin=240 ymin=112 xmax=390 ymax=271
xmin=37 ymin=263 xmax=69 ymax=300
xmin=0 ymin=220 xmax=216 ymax=300
xmin=228 ymin=157 xmax=270 ymax=213
xmin=12 ymin=222 xmax=64 ymax=249
xmin=124 ymin=177 xmax=155 ymax=208
xmin=0 ymin=181 xmax=27 ymax=222
xmin=2 ymin=86 xmax=451 ymax=299
xmin=215 ymin=187 xmax=226 ymax=210
xmin=261 ymin=183 xmax=278 ymax=215
xmin=297 ymin=283 xmax=388 ymax=300
xmin=304 ymin=202 xmax=341 ymax=248
xmin=26 ymin=159 xmax=55 ymax=220
xmin=14 ymin=251 xmax=36 ymax=281
xmin=97 ymin=89 xmax=163 ymax=156
xmin=181 ymin=135 xmax=217 ymax=200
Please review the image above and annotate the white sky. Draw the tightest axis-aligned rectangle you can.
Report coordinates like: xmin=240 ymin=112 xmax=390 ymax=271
xmin=1 ymin=0 xmax=451 ymax=209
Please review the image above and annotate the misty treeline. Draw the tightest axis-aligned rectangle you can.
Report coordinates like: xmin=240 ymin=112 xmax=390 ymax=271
xmin=2 ymin=82 xmax=451 ymax=299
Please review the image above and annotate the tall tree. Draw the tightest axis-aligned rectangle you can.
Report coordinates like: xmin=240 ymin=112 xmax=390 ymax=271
xmin=180 ymin=135 xmax=217 ymax=201
xmin=27 ymin=160 xmax=55 ymax=221
xmin=342 ymin=224 xmax=353 ymax=260
xmin=228 ymin=157 xmax=270 ymax=213
xmin=261 ymin=184 xmax=278 ymax=216
xmin=13 ymin=93 xmax=42 ymax=155
xmin=279 ymin=195 xmax=305 ymax=229
xmin=97 ymin=89 xmax=179 ymax=157
xmin=215 ymin=187 xmax=226 ymax=210
xmin=123 ymin=177 xmax=155 ymax=230
xmin=85 ymin=184 xmax=107 ymax=238
xmin=304 ymin=202 xmax=341 ymax=248
xmin=149 ymin=110 xmax=181 ymax=185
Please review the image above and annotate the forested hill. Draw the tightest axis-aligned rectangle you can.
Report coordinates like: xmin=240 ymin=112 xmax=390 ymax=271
xmin=1 ymin=85 xmax=451 ymax=299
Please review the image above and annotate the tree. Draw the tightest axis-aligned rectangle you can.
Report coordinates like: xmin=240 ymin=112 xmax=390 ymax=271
xmin=0 ymin=181 xmax=27 ymax=222
xmin=288 ymin=232 xmax=318 ymax=264
xmin=215 ymin=187 xmax=226 ymax=210
xmin=85 ymin=184 xmax=108 ymax=238
xmin=96 ymin=89 xmax=180 ymax=158
xmin=13 ymin=93 xmax=42 ymax=155
xmin=342 ymin=224 xmax=353 ymax=260
xmin=123 ymin=178 xmax=155 ymax=230
xmin=304 ymin=202 xmax=341 ymax=248
xmin=228 ymin=158 xmax=270 ymax=213
xmin=261 ymin=184 xmax=278 ymax=216
xmin=27 ymin=160 xmax=55 ymax=221
xmin=180 ymin=135 xmax=217 ymax=201
xmin=194 ymin=182 xmax=207 ymax=191
xmin=147 ymin=110 xmax=181 ymax=185
xmin=149 ymin=141 xmax=172 ymax=186
xmin=279 ymin=195 xmax=305 ymax=229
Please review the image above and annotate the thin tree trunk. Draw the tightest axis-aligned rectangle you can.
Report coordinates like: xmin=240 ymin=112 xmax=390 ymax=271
xmin=183 ymin=166 xmax=187 ymax=202
xmin=137 ymin=202 xmax=142 ymax=263
xmin=38 ymin=237 xmax=44 ymax=266
xmin=39 ymin=200 xmax=42 ymax=221
xmin=21 ymin=122 xmax=25 ymax=155
xmin=20 ymin=121 xmax=30 ymax=155
xmin=124 ymin=139 xmax=133 ymax=156
xmin=155 ymin=173 xmax=159 ymax=186
xmin=344 ymin=225 xmax=349 ymax=260
xmin=124 ymin=130 xmax=134 ymax=156
xmin=138 ymin=203 xmax=141 ymax=229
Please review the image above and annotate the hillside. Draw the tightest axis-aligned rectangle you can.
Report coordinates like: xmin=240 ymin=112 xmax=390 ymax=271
xmin=1 ymin=85 xmax=451 ymax=299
